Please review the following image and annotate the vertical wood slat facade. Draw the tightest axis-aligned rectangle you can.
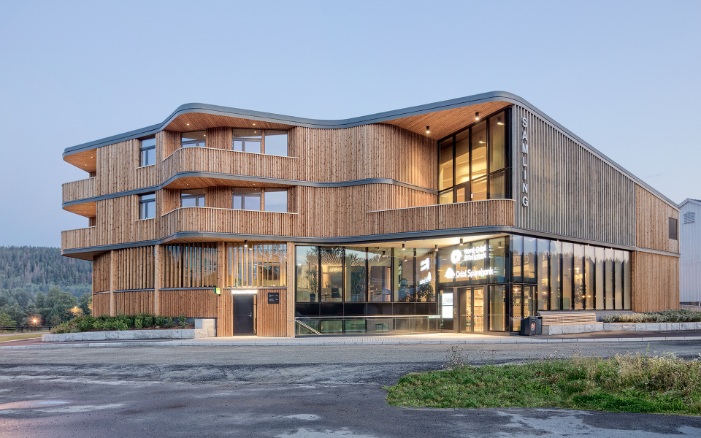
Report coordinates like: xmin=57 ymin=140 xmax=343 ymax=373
xmin=632 ymin=252 xmax=680 ymax=312
xmin=256 ymin=288 xmax=288 ymax=337
xmin=635 ymin=185 xmax=680 ymax=253
xmin=512 ymin=105 xmax=637 ymax=246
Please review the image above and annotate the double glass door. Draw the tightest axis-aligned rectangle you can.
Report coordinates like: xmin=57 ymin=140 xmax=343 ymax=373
xmin=511 ymin=285 xmax=535 ymax=332
xmin=440 ymin=287 xmax=485 ymax=333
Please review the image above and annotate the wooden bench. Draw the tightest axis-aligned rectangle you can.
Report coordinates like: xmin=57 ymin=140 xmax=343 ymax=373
xmin=538 ymin=312 xmax=597 ymax=326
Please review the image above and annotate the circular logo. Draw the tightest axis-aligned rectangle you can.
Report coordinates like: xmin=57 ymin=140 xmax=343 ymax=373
xmin=450 ymin=250 xmax=463 ymax=264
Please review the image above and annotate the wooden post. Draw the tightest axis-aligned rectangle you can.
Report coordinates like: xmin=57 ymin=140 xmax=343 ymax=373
xmin=109 ymin=250 xmax=116 ymax=317
xmin=153 ymin=245 xmax=161 ymax=315
xmin=286 ymin=242 xmax=295 ymax=337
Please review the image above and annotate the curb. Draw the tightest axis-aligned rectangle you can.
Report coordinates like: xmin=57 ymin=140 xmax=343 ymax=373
xmin=2 ymin=335 xmax=701 ymax=350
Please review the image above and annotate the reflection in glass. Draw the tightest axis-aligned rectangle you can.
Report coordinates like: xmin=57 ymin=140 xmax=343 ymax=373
xmin=232 ymin=129 xmax=262 ymax=153
xmin=263 ymin=130 xmax=288 ymax=156
xmin=595 ymin=247 xmax=605 ymax=310
xmin=523 ymin=237 xmax=537 ymax=283
xmin=233 ymin=189 xmax=262 ymax=210
xmin=623 ymin=252 xmax=631 ymax=309
xmin=296 ymin=246 xmax=319 ymax=303
xmin=614 ymin=250 xmax=624 ymax=309
xmin=181 ymin=131 xmax=206 ymax=148
xmin=574 ymin=244 xmax=585 ymax=310
xmin=471 ymin=177 xmax=487 ymax=201
xmin=489 ymin=170 xmax=506 ymax=199
xmin=368 ymin=248 xmax=391 ymax=302
xmin=562 ymin=242 xmax=573 ymax=310
xmin=605 ymin=248 xmax=614 ymax=310
xmin=512 ymin=235 xmax=523 ymax=282
xmin=488 ymin=285 xmax=505 ymax=331
xmin=490 ymin=238 xmax=506 ymax=283
xmin=550 ymin=241 xmax=561 ymax=310
xmin=439 ymin=139 xmax=453 ymax=190
xmin=394 ymin=249 xmax=415 ymax=302
xmin=537 ymin=239 xmax=549 ymax=311
xmin=471 ymin=121 xmax=487 ymax=180
xmin=584 ymin=246 xmax=594 ymax=310
xmin=439 ymin=190 xmax=453 ymax=205
xmin=320 ymin=248 xmax=344 ymax=302
xmin=455 ymin=131 xmax=470 ymax=184
xmin=489 ymin=115 xmax=506 ymax=171
xmin=181 ymin=189 xmax=205 ymax=208
xmin=264 ymin=189 xmax=288 ymax=212
xmin=225 ymin=243 xmax=286 ymax=288
xmin=344 ymin=248 xmax=367 ymax=303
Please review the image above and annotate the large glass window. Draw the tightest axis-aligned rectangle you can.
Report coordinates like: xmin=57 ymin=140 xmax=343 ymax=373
xmin=320 ymin=248 xmax=344 ymax=302
xmin=614 ymin=250 xmax=624 ymax=309
xmin=232 ymin=129 xmax=288 ymax=156
xmin=536 ymin=239 xmax=549 ymax=311
xmin=605 ymin=248 xmax=615 ymax=310
xmin=438 ymin=109 xmax=510 ymax=204
xmin=523 ymin=237 xmax=536 ymax=283
xmin=181 ymin=189 xmax=205 ymax=207
xmin=489 ymin=285 xmax=506 ymax=331
xmin=573 ymin=244 xmax=585 ymax=310
xmin=595 ymin=247 xmax=605 ymax=310
xmin=490 ymin=238 xmax=506 ymax=283
xmin=139 ymin=193 xmax=156 ymax=219
xmin=550 ymin=241 xmax=561 ymax=310
xmin=584 ymin=246 xmax=595 ymax=310
xmin=395 ymin=249 xmax=415 ymax=302
xmin=512 ymin=235 xmax=523 ymax=282
xmin=162 ymin=243 xmax=217 ymax=288
xmin=368 ymin=248 xmax=392 ymax=302
xmin=139 ymin=136 xmax=156 ymax=167
xmin=225 ymin=243 xmax=286 ymax=288
xmin=181 ymin=131 xmax=206 ymax=148
xmin=296 ymin=246 xmax=319 ymax=303
xmin=344 ymin=248 xmax=367 ymax=303
xmin=233 ymin=189 xmax=262 ymax=211
xmin=561 ymin=242 xmax=574 ymax=310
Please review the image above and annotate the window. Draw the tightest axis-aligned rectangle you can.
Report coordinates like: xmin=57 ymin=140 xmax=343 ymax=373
xmin=225 ymin=243 xmax=287 ymax=288
xmin=181 ymin=131 xmax=206 ymax=148
xmin=233 ymin=188 xmax=288 ymax=212
xmin=181 ymin=189 xmax=205 ymax=207
xmin=232 ymin=129 xmax=288 ymax=156
xmin=139 ymin=136 xmax=156 ymax=167
xmin=139 ymin=193 xmax=156 ymax=219
xmin=233 ymin=189 xmax=262 ymax=211
xmin=162 ymin=243 xmax=217 ymax=288
xmin=264 ymin=189 xmax=288 ymax=212
xmin=669 ymin=217 xmax=678 ymax=240
xmin=438 ymin=109 xmax=510 ymax=204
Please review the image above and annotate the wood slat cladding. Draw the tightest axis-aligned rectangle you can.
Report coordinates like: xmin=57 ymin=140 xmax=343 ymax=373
xmin=113 ymin=246 xmax=154 ymax=291
xmin=95 ymin=140 xmax=157 ymax=196
xmin=158 ymin=131 xmax=181 ymax=161
xmin=63 ymin=178 xmax=95 ymax=203
xmin=92 ymin=292 xmax=110 ymax=317
xmin=93 ymin=252 xmax=111 ymax=292
xmin=256 ymin=288 xmax=288 ymax=337
xmin=158 ymin=189 xmax=180 ymax=216
xmin=636 ymin=185 xmax=680 ymax=253
xmin=160 ymin=147 xmax=298 ymax=183
xmin=160 ymin=208 xmax=297 ymax=237
xmin=512 ymin=105 xmax=636 ymax=246
xmin=114 ymin=291 xmax=154 ymax=315
xmin=368 ymin=200 xmax=515 ymax=235
xmin=632 ymin=252 xmax=680 ymax=312
xmin=205 ymin=186 xmax=233 ymax=209
xmin=95 ymin=197 xmax=156 ymax=246
xmin=62 ymin=227 xmax=95 ymax=250
xmin=164 ymin=113 xmax=293 ymax=133
xmin=205 ymin=127 xmax=232 ymax=150
xmin=217 ymin=292 xmax=233 ymax=336
xmin=158 ymin=289 xmax=218 ymax=317
xmin=383 ymin=101 xmax=511 ymax=140
xmin=294 ymin=125 xmax=436 ymax=188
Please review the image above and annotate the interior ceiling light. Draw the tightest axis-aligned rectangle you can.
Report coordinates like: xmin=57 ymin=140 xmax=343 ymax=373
xmin=475 ymin=112 xmax=480 ymax=121
xmin=402 ymin=242 xmax=406 ymax=250
xmin=425 ymin=125 xmax=430 ymax=134
xmin=497 ymin=117 xmax=504 ymax=126
xmin=244 ymin=240 xmax=248 ymax=248
xmin=434 ymin=244 xmax=438 ymax=252
xmin=459 ymin=238 xmax=464 ymax=246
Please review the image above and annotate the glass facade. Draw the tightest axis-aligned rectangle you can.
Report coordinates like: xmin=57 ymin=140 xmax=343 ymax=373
xmin=438 ymin=109 xmax=511 ymax=204
xmin=294 ymin=235 xmax=632 ymax=335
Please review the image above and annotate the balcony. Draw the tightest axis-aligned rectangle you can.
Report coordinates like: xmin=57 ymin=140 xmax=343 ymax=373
xmin=62 ymin=177 xmax=95 ymax=204
xmin=62 ymin=227 xmax=96 ymax=251
xmin=160 ymin=207 xmax=299 ymax=239
xmin=160 ymin=147 xmax=298 ymax=186
xmin=366 ymin=199 xmax=515 ymax=235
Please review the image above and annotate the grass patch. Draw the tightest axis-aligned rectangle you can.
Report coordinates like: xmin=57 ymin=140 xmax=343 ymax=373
xmin=0 ymin=332 xmax=46 ymax=342
xmin=387 ymin=353 xmax=701 ymax=415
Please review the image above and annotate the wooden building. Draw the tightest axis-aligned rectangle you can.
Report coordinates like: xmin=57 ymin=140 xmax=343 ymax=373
xmin=61 ymin=91 xmax=679 ymax=337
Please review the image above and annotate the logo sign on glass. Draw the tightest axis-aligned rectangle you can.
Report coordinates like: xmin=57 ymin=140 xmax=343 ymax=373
xmin=418 ymin=257 xmax=432 ymax=285
xmin=443 ymin=246 xmax=494 ymax=280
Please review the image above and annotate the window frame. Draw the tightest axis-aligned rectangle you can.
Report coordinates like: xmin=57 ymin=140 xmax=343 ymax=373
xmin=139 ymin=193 xmax=156 ymax=220
xmin=232 ymin=129 xmax=289 ymax=157
xmin=139 ymin=136 xmax=156 ymax=167
xmin=181 ymin=131 xmax=206 ymax=148
xmin=180 ymin=189 xmax=206 ymax=208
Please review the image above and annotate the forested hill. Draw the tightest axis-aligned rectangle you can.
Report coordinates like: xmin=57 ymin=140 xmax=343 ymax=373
xmin=0 ymin=246 xmax=91 ymax=294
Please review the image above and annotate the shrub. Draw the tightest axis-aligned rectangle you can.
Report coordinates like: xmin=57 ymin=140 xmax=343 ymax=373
xmin=602 ymin=309 xmax=701 ymax=323
xmin=49 ymin=314 xmax=193 ymax=333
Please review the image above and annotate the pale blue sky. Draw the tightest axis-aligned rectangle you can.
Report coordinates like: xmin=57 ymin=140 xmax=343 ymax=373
xmin=0 ymin=0 xmax=699 ymax=247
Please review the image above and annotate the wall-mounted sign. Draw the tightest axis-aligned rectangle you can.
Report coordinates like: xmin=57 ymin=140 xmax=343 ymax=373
xmin=450 ymin=246 xmax=486 ymax=264
xmin=418 ymin=257 xmax=432 ymax=285
xmin=267 ymin=292 xmax=280 ymax=304
xmin=444 ymin=267 xmax=494 ymax=280
xmin=521 ymin=117 xmax=529 ymax=208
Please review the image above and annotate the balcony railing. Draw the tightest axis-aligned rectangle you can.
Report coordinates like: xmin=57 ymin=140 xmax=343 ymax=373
xmin=160 ymin=147 xmax=298 ymax=184
xmin=366 ymin=199 xmax=515 ymax=235
xmin=61 ymin=227 xmax=96 ymax=250
xmin=160 ymin=207 xmax=299 ymax=238
xmin=62 ymin=177 xmax=95 ymax=204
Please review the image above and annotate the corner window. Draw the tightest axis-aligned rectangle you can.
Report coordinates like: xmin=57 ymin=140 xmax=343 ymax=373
xmin=181 ymin=131 xmax=206 ymax=148
xmin=139 ymin=137 xmax=156 ymax=167
xmin=669 ymin=217 xmax=678 ymax=240
xmin=233 ymin=188 xmax=288 ymax=212
xmin=181 ymin=189 xmax=205 ymax=208
xmin=438 ymin=109 xmax=510 ymax=204
xmin=232 ymin=129 xmax=288 ymax=156
xmin=139 ymin=193 xmax=156 ymax=219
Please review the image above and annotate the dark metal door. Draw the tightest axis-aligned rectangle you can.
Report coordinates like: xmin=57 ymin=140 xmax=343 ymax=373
xmin=233 ymin=294 xmax=255 ymax=335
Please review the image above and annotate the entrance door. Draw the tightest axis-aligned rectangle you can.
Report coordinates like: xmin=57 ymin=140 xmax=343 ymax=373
xmin=456 ymin=287 xmax=485 ymax=333
xmin=233 ymin=294 xmax=256 ymax=335
xmin=511 ymin=285 xmax=536 ymax=332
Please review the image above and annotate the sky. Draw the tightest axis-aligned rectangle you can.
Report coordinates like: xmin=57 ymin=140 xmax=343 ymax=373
xmin=0 ymin=0 xmax=699 ymax=247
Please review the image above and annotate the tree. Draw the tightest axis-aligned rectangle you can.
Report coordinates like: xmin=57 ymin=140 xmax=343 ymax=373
xmin=0 ymin=312 xmax=15 ymax=328
xmin=78 ymin=292 xmax=92 ymax=316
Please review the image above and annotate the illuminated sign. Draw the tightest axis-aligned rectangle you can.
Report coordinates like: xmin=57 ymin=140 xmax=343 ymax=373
xmin=444 ymin=267 xmax=494 ymax=280
xmin=418 ymin=257 xmax=432 ymax=285
xmin=450 ymin=246 xmax=486 ymax=264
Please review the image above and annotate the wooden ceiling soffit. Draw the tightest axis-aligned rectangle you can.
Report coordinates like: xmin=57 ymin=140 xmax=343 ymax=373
xmin=382 ymin=101 xmax=511 ymax=140
xmin=64 ymin=202 xmax=96 ymax=218
xmin=64 ymin=149 xmax=97 ymax=173
xmin=164 ymin=113 xmax=295 ymax=132
xmin=164 ymin=175 xmax=290 ymax=190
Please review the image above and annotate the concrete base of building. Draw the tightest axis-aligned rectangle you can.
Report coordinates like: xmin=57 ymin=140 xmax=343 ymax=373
xmin=42 ymin=327 xmax=211 ymax=343
xmin=603 ymin=322 xmax=701 ymax=332
xmin=542 ymin=323 xmax=604 ymax=335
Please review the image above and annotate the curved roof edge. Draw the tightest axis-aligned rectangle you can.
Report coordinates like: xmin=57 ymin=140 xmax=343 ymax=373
xmin=62 ymin=90 xmax=677 ymax=208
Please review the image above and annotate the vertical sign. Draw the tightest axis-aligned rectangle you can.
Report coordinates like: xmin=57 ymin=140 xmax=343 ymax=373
xmin=521 ymin=116 xmax=529 ymax=207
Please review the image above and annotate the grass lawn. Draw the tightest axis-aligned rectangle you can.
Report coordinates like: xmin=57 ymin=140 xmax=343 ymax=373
xmin=387 ymin=354 xmax=701 ymax=416
xmin=0 ymin=332 xmax=46 ymax=343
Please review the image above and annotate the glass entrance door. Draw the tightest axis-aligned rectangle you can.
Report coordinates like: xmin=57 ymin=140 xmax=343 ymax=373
xmin=457 ymin=287 xmax=485 ymax=333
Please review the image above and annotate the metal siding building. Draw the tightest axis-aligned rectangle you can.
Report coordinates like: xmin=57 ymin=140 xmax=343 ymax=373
xmin=680 ymin=199 xmax=701 ymax=304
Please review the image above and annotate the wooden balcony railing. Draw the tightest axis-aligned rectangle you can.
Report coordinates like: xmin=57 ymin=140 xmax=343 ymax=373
xmin=61 ymin=227 xmax=96 ymax=250
xmin=160 ymin=207 xmax=299 ymax=238
xmin=366 ymin=199 xmax=515 ymax=235
xmin=160 ymin=147 xmax=298 ymax=183
xmin=62 ymin=178 xmax=95 ymax=204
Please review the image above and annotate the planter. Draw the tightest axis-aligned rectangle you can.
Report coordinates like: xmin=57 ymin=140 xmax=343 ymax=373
xmin=603 ymin=322 xmax=701 ymax=332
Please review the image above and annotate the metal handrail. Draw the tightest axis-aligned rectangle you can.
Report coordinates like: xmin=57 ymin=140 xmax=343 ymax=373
xmin=294 ymin=319 xmax=321 ymax=335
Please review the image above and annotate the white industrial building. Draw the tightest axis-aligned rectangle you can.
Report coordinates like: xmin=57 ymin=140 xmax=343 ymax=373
xmin=680 ymin=199 xmax=701 ymax=305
